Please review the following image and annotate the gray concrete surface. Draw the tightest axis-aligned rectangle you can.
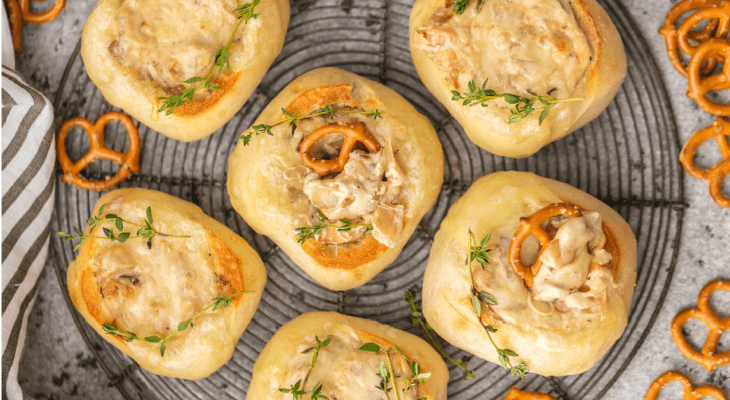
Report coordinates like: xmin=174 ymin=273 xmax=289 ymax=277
xmin=11 ymin=0 xmax=730 ymax=398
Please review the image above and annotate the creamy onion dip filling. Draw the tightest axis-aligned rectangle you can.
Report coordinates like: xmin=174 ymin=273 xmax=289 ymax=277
xmin=286 ymin=333 xmax=423 ymax=399
xmin=283 ymin=111 xmax=407 ymax=250
xmin=108 ymin=0 xmax=242 ymax=95
xmin=93 ymin=206 xmax=226 ymax=339
xmin=415 ymin=0 xmax=592 ymax=99
xmin=474 ymin=208 xmax=615 ymax=331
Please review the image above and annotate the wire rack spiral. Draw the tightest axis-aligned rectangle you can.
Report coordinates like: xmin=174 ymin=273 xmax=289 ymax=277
xmin=49 ymin=0 xmax=684 ymax=398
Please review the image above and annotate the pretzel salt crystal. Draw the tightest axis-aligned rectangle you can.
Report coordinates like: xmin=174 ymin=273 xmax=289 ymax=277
xmin=687 ymin=39 xmax=730 ymax=116
xmin=644 ymin=371 xmax=728 ymax=400
xmin=671 ymin=280 xmax=730 ymax=372
xmin=660 ymin=0 xmax=728 ymax=77
xmin=502 ymin=387 xmax=557 ymax=400
xmin=300 ymin=122 xmax=381 ymax=177
xmin=508 ymin=203 xmax=582 ymax=288
xmin=680 ymin=117 xmax=730 ymax=208
xmin=56 ymin=112 xmax=141 ymax=191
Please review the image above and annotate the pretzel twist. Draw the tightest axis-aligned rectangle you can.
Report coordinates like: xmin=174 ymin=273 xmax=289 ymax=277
xmin=660 ymin=0 xmax=730 ymax=77
xmin=687 ymin=39 xmax=730 ymax=116
xmin=671 ymin=280 xmax=730 ymax=372
xmin=680 ymin=117 xmax=730 ymax=208
xmin=502 ymin=387 xmax=557 ymax=400
xmin=300 ymin=122 xmax=381 ymax=177
xmin=5 ymin=0 xmax=67 ymax=53
xmin=19 ymin=0 xmax=66 ymax=24
xmin=508 ymin=203 xmax=582 ymax=288
xmin=644 ymin=371 xmax=728 ymax=400
xmin=56 ymin=112 xmax=141 ymax=191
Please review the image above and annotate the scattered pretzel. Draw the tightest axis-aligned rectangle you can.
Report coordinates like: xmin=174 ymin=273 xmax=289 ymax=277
xmin=508 ymin=203 xmax=582 ymax=288
xmin=300 ymin=122 xmax=381 ymax=177
xmin=6 ymin=0 xmax=67 ymax=53
xmin=660 ymin=0 xmax=730 ymax=77
xmin=502 ymin=387 xmax=557 ymax=400
xmin=644 ymin=371 xmax=727 ymax=400
xmin=680 ymin=117 xmax=730 ymax=208
xmin=56 ymin=111 xmax=141 ymax=191
xmin=671 ymin=280 xmax=730 ymax=372
xmin=687 ymin=39 xmax=730 ymax=116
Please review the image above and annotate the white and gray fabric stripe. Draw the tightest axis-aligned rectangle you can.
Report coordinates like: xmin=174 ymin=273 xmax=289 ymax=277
xmin=2 ymin=65 xmax=56 ymax=400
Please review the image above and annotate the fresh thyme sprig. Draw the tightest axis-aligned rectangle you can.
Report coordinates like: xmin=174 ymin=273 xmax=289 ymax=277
xmin=452 ymin=0 xmax=483 ymax=14
xmin=279 ymin=335 xmax=333 ymax=400
xmin=157 ymin=0 xmax=261 ymax=115
xmin=293 ymin=210 xmax=373 ymax=245
xmin=466 ymin=230 xmax=529 ymax=379
xmin=240 ymin=105 xmax=383 ymax=145
xmin=57 ymin=204 xmax=189 ymax=251
xmin=101 ymin=290 xmax=253 ymax=356
xmin=451 ymin=80 xmax=585 ymax=125
xmin=404 ymin=289 xmax=475 ymax=380
xmin=359 ymin=342 xmax=431 ymax=400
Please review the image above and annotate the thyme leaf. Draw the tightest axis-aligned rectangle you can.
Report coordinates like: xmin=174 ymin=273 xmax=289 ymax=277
xmin=466 ymin=230 xmax=529 ymax=379
xmin=293 ymin=210 xmax=373 ymax=245
xmin=279 ymin=335 xmax=333 ymax=399
xmin=240 ymin=106 xmax=383 ymax=145
xmin=157 ymin=0 xmax=261 ymax=115
xmin=58 ymin=205 xmax=189 ymax=251
xmin=101 ymin=290 xmax=253 ymax=356
xmin=404 ymin=289 xmax=475 ymax=380
xmin=359 ymin=342 xmax=431 ymax=400
xmin=451 ymin=79 xmax=584 ymax=125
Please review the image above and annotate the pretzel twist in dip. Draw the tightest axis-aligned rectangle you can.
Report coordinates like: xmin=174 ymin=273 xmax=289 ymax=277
xmin=679 ymin=117 xmax=730 ymax=208
xmin=508 ymin=203 xmax=583 ymax=288
xmin=671 ymin=280 xmax=730 ymax=372
xmin=6 ymin=0 xmax=67 ymax=53
xmin=687 ymin=39 xmax=730 ymax=116
xmin=644 ymin=371 xmax=728 ymax=400
xmin=502 ymin=387 xmax=557 ymax=400
xmin=660 ymin=0 xmax=729 ymax=77
xmin=56 ymin=112 xmax=141 ymax=191
xmin=300 ymin=122 xmax=381 ymax=177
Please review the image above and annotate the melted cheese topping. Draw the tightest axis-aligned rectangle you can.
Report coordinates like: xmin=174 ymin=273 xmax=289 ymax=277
xmin=474 ymin=209 xmax=614 ymax=331
xmin=284 ymin=113 xmax=407 ymax=249
xmin=92 ymin=204 xmax=224 ymax=339
xmin=415 ymin=0 xmax=591 ymax=97
xmin=109 ymin=0 xmax=241 ymax=94
xmin=282 ymin=329 xmax=424 ymax=400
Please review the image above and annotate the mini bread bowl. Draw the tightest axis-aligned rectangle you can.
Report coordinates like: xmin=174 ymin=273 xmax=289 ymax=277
xmin=409 ymin=0 xmax=627 ymax=158
xmin=246 ymin=312 xmax=449 ymax=399
xmin=81 ymin=0 xmax=290 ymax=141
xmin=227 ymin=67 xmax=444 ymax=291
xmin=422 ymin=171 xmax=637 ymax=376
xmin=66 ymin=188 xmax=266 ymax=379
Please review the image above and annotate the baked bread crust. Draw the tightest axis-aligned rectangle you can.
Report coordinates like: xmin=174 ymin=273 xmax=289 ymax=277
xmin=66 ymin=188 xmax=267 ymax=379
xmin=81 ymin=0 xmax=290 ymax=142
xmin=409 ymin=0 xmax=627 ymax=158
xmin=227 ymin=67 xmax=444 ymax=291
xmin=422 ymin=171 xmax=637 ymax=376
xmin=246 ymin=312 xmax=449 ymax=400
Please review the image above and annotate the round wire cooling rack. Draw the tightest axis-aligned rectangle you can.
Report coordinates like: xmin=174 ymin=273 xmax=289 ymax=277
xmin=49 ymin=0 xmax=686 ymax=398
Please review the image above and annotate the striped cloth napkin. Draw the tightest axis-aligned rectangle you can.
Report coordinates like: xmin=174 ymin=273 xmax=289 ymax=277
xmin=2 ymin=5 xmax=56 ymax=399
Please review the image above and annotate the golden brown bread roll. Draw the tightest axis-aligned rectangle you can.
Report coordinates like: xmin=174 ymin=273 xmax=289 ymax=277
xmin=409 ymin=0 xmax=627 ymax=158
xmin=227 ymin=67 xmax=444 ymax=291
xmin=422 ymin=171 xmax=637 ymax=376
xmin=246 ymin=312 xmax=449 ymax=400
xmin=81 ymin=0 xmax=290 ymax=141
xmin=66 ymin=189 xmax=266 ymax=379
